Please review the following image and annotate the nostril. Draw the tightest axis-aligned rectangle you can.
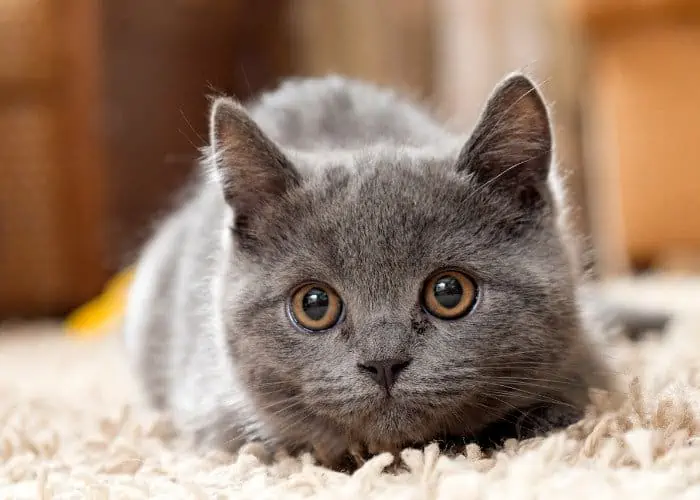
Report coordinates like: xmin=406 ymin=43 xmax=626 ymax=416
xmin=392 ymin=359 xmax=411 ymax=376
xmin=357 ymin=362 xmax=380 ymax=379
xmin=357 ymin=363 xmax=377 ymax=373
xmin=357 ymin=363 xmax=378 ymax=375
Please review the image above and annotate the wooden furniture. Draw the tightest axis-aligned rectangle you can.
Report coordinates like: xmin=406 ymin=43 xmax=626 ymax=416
xmin=100 ymin=0 xmax=293 ymax=270
xmin=0 ymin=0 xmax=294 ymax=318
xmin=0 ymin=0 xmax=106 ymax=317
xmin=571 ymin=0 xmax=700 ymax=274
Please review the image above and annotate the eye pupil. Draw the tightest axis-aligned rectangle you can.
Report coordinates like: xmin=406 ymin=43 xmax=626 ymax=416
xmin=302 ymin=288 xmax=330 ymax=321
xmin=433 ymin=276 xmax=463 ymax=309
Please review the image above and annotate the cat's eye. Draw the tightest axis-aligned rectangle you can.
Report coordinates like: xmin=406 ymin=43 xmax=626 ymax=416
xmin=288 ymin=283 xmax=344 ymax=332
xmin=421 ymin=270 xmax=477 ymax=319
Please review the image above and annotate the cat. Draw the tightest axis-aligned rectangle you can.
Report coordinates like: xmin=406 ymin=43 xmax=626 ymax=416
xmin=122 ymin=73 xmax=614 ymax=469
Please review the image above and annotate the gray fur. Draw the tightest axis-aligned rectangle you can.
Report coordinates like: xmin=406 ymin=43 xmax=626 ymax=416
xmin=123 ymin=74 xmax=610 ymax=467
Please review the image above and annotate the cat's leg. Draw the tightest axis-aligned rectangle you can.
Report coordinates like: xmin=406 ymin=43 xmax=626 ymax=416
xmin=579 ymin=282 xmax=672 ymax=340
xmin=599 ymin=305 xmax=671 ymax=340
xmin=122 ymin=215 xmax=184 ymax=409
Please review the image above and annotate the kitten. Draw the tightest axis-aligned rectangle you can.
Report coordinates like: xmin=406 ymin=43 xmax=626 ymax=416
xmin=123 ymin=74 xmax=611 ymax=468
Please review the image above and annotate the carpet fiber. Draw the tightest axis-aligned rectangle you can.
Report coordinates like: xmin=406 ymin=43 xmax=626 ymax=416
xmin=2 ymin=278 xmax=700 ymax=499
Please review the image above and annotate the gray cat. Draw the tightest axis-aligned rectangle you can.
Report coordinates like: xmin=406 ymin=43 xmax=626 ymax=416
xmin=123 ymin=74 xmax=612 ymax=468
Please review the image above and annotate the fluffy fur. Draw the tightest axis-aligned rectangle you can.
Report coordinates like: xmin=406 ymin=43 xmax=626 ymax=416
xmin=123 ymin=74 xmax=609 ymax=468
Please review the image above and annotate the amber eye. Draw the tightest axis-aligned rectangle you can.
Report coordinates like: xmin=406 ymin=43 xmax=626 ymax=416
xmin=288 ymin=283 xmax=344 ymax=332
xmin=422 ymin=270 xmax=477 ymax=319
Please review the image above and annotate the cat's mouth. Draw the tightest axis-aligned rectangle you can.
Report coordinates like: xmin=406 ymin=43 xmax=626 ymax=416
xmin=347 ymin=401 xmax=455 ymax=445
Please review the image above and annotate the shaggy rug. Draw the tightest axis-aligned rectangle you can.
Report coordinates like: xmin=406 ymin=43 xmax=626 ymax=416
xmin=1 ymin=277 xmax=700 ymax=499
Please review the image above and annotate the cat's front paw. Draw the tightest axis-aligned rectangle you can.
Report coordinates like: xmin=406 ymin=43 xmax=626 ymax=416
xmin=514 ymin=403 xmax=584 ymax=438
xmin=310 ymin=437 xmax=404 ymax=472
xmin=475 ymin=403 xmax=584 ymax=448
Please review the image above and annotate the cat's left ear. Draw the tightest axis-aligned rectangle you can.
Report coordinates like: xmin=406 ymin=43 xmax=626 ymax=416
xmin=457 ymin=74 xmax=552 ymax=209
xmin=209 ymin=97 xmax=300 ymax=237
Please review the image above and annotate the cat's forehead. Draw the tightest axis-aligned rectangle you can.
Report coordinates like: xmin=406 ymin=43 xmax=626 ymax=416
xmin=252 ymin=151 xmax=551 ymax=308
xmin=284 ymin=157 xmax=498 ymax=277
xmin=316 ymin=158 xmax=466 ymax=230
xmin=309 ymin=150 xmax=459 ymax=205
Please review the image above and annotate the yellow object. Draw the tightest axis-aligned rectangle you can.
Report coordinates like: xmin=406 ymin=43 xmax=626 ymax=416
xmin=64 ymin=267 xmax=135 ymax=336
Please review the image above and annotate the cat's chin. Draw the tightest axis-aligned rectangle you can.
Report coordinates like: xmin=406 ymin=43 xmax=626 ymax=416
xmin=268 ymin=391 xmax=587 ymax=472
xmin=300 ymin=401 xmax=585 ymax=471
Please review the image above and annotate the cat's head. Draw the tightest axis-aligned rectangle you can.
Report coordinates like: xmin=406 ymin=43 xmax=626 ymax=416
xmin=208 ymin=75 xmax=597 ymax=461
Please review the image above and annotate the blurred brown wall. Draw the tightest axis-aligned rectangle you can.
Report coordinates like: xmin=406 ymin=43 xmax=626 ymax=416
xmin=0 ymin=0 xmax=105 ymax=317
xmin=11 ymin=0 xmax=681 ymax=319
xmin=102 ymin=0 xmax=294 ymax=270
xmin=0 ymin=0 xmax=294 ymax=318
xmin=572 ymin=0 xmax=700 ymax=274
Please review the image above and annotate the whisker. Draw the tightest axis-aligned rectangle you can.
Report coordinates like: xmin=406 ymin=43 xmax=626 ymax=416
xmin=481 ymin=380 xmax=576 ymax=394
xmin=485 ymin=375 xmax=581 ymax=385
xmin=251 ymin=396 xmax=304 ymax=413
xmin=179 ymin=108 xmax=206 ymax=146
xmin=484 ymin=385 xmax=577 ymax=410
xmin=274 ymin=411 xmax=317 ymax=438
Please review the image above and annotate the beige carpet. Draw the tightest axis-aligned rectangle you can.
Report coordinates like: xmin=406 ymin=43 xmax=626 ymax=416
xmin=2 ymin=278 xmax=700 ymax=499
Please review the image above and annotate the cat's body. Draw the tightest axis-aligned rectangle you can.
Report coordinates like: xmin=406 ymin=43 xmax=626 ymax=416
xmin=124 ymin=75 xmax=610 ymax=467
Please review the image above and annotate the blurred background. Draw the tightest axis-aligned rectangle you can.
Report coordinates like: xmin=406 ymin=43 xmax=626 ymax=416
xmin=1 ymin=0 xmax=699 ymax=321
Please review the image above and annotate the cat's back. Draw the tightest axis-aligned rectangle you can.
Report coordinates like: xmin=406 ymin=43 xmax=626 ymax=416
xmin=249 ymin=75 xmax=447 ymax=150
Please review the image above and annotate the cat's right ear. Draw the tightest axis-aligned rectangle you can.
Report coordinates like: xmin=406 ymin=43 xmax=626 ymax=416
xmin=456 ymin=74 xmax=553 ymax=213
xmin=209 ymin=97 xmax=300 ymax=234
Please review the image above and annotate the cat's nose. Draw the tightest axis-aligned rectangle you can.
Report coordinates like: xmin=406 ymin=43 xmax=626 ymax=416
xmin=357 ymin=358 xmax=411 ymax=393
